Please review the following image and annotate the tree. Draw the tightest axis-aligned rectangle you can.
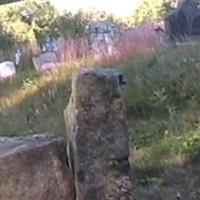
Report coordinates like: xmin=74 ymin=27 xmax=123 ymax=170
xmin=21 ymin=0 xmax=59 ymax=45
xmin=52 ymin=11 xmax=88 ymax=39
xmin=132 ymin=0 xmax=179 ymax=26
xmin=0 ymin=2 xmax=35 ymax=44
xmin=0 ymin=0 xmax=89 ymax=47
xmin=0 ymin=0 xmax=23 ymax=5
xmin=0 ymin=24 xmax=15 ymax=51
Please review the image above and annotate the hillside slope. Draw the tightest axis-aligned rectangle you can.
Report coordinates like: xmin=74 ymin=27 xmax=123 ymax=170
xmin=0 ymin=43 xmax=200 ymax=199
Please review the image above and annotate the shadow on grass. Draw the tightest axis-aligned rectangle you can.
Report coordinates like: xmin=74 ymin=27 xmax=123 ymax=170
xmin=132 ymin=158 xmax=200 ymax=200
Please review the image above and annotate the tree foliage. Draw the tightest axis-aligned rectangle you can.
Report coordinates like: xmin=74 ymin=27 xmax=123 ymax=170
xmin=0 ymin=0 xmax=89 ymax=48
xmin=132 ymin=0 xmax=179 ymax=25
xmin=52 ymin=11 xmax=88 ymax=39
xmin=21 ymin=0 xmax=59 ymax=45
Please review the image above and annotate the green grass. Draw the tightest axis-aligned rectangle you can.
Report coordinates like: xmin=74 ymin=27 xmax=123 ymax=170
xmin=0 ymin=43 xmax=200 ymax=199
xmin=0 ymin=67 xmax=73 ymax=136
xmin=121 ymin=44 xmax=200 ymax=199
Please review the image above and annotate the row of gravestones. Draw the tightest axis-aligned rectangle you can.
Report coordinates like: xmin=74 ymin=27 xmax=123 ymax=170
xmin=34 ymin=21 xmax=120 ymax=71
xmin=0 ymin=21 xmax=120 ymax=81
xmin=0 ymin=51 xmax=61 ymax=81
xmin=0 ymin=68 xmax=134 ymax=200
xmin=0 ymin=46 xmax=58 ymax=81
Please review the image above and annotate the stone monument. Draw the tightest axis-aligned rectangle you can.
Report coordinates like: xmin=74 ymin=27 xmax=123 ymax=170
xmin=88 ymin=21 xmax=120 ymax=56
xmin=64 ymin=68 xmax=134 ymax=200
xmin=165 ymin=0 xmax=200 ymax=42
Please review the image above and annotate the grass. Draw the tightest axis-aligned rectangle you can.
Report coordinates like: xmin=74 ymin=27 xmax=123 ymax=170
xmin=0 ymin=56 xmax=97 ymax=136
xmin=121 ymin=43 xmax=200 ymax=199
xmin=0 ymin=39 xmax=200 ymax=199
xmin=0 ymin=71 xmax=69 ymax=136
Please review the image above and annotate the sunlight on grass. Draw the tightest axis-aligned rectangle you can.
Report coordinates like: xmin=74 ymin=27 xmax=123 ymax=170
xmin=0 ymin=72 xmax=61 ymax=112
xmin=0 ymin=58 xmax=96 ymax=112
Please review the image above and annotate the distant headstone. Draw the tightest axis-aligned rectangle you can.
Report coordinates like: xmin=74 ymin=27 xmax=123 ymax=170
xmin=88 ymin=21 xmax=120 ymax=56
xmin=32 ymin=52 xmax=58 ymax=73
xmin=42 ymin=36 xmax=59 ymax=53
xmin=64 ymin=68 xmax=134 ymax=200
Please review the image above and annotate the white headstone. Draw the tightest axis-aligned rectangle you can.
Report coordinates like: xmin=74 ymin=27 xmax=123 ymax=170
xmin=0 ymin=61 xmax=16 ymax=81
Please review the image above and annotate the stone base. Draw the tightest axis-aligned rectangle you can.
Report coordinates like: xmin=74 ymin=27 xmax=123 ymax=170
xmin=0 ymin=134 xmax=74 ymax=200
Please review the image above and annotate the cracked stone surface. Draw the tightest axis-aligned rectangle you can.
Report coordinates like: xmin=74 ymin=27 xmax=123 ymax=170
xmin=0 ymin=134 xmax=74 ymax=200
xmin=64 ymin=68 xmax=134 ymax=200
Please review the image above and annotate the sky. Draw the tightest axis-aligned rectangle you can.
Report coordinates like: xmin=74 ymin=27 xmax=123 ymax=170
xmin=50 ymin=0 xmax=141 ymax=18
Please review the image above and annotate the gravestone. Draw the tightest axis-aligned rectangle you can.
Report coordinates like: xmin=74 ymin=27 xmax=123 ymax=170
xmin=42 ymin=36 xmax=59 ymax=53
xmin=165 ymin=0 xmax=200 ymax=42
xmin=0 ymin=134 xmax=74 ymax=200
xmin=32 ymin=52 xmax=58 ymax=73
xmin=88 ymin=21 xmax=120 ymax=56
xmin=64 ymin=68 xmax=134 ymax=200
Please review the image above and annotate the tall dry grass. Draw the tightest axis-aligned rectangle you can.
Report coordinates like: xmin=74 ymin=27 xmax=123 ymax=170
xmin=49 ymin=23 xmax=166 ymax=68
xmin=117 ymin=23 xmax=166 ymax=59
xmin=9 ymin=22 xmax=166 ymax=73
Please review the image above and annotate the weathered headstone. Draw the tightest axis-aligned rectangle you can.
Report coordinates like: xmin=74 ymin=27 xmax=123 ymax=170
xmin=32 ymin=52 xmax=58 ymax=73
xmin=0 ymin=134 xmax=74 ymax=200
xmin=64 ymin=68 xmax=134 ymax=200
xmin=88 ymin=21 xmax=119 ymax=56
xmin=165 ymin=0 xmax=200 ymax=42
xmin=42 ymin=36 xmax=59 ymax=53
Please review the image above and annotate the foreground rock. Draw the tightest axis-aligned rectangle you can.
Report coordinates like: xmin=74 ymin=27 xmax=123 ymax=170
xmin=65 ymin=68 xmax=134 ymax=200
xmin=0 ymin=134 xmax=74 ymax=200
